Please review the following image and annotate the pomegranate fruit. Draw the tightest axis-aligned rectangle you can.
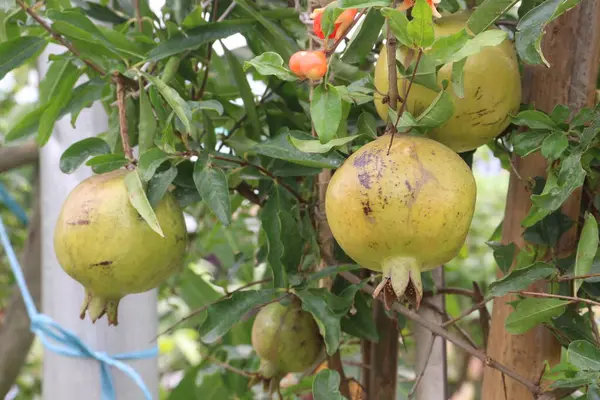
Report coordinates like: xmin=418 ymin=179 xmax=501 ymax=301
xmin=325 ymin=134 xmax=476 ymax=306
xmin=251 ymin=299 xmax=323 ymax=378
xmin=374 ymin=11 xmax=521 ymax=152
xmin=54 ymin=169 xmax=187 ymax=325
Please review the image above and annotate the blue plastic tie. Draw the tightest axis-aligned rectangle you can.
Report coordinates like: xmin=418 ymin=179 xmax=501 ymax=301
xmin=0 ymin=213 xmax=158 ymax=400
xmin=0 ymin=183 xmax=29 ymax=225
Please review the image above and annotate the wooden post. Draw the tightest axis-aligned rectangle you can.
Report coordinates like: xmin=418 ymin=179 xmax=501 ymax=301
xmin=39 ymin=44 xmax=159 ymax=400
xmin=369 ymin=302 xmax=399 ymax=399
xmin=415 ymin=267 xmax=446 ymax=400
xmin=482 ymin=3 xmax=600 ymax=399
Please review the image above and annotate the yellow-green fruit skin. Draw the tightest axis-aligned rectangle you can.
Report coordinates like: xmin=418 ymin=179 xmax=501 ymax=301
xmin=251 ymin=301 xmax=322 ymax=376
xmin=54 ymin=169 xmax=186 ymax=318
xmin=374 ymin=11 xmax=521 ymax=153
xmin=325 ymin=135 xmax=476 ymax=279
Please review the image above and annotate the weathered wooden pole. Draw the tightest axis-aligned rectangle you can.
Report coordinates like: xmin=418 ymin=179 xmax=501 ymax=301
xmin=482 ymin=3 xmax=600 ymax=399
xmin=39 ymin=44 xmax=159 ymax=400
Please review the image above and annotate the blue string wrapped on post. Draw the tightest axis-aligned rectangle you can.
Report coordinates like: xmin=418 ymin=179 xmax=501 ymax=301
xmin=0 ymin=182 xmax=158 ymax=400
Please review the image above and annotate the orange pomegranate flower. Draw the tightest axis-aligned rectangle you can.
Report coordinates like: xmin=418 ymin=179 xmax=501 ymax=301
xmin=398 ymin=0 xmax=441 ymax=18
xmin=312 ymin=8 xmax=359 ymax=41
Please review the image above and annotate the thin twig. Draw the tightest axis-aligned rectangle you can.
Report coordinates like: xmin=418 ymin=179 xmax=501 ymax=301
xmin=423 ymin=287 xmax=477 ymax=298
xmin=196 ymin=0 xmax=223 ymax=100
xmin=421 ymin=300 xmax=478 ymax=349
xmin=133 ymin=0 xmax=142 ymax=32
xmin=442 ymin=297 xmax=494 ymax=328
xmin=324 ymin=8 xmax=367 ymax=56
xmin=339 ymin=271 xmax=541 ymax=395
xmin=209 ymin=356 xmax=257 ymax=378
xmin=385 ymin=17 xmax=400 ymax=134
xmin=408 ymin=335 xmax=437 ymax=399
xmin=217 ymin=1 xmax=237 ymax=22
xmin=557 ymin=271 xmax=600 ymax=281
xmin=114 ymin=73 xmax=135 ymax=163
xmin=156 ymin=279 xmax=271 ymax=337
xmin=515 ymin=291 xmax=600 ymax=308
xmin=502 ymin=373 xmax=508 ymax=400
xmin=17 ymin=0 xmax=107 ymax=76
xmin=388 ymin=48 xmax=423 ymax=155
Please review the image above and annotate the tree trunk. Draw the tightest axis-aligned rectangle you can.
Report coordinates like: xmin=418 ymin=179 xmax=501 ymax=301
xmin=39 ymin=44 xmax=159 ymax=400
xmin=368 ymin=301 xmax=399 ymax=400
xmin=482 ymin=3 xmax=600 ymax=399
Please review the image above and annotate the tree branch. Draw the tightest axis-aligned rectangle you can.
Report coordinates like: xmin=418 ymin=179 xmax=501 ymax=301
xmin=113 ymin=73 xmax=135 ymax=163
xmin=17 ymin=0 xmax=107 ymax=77
xmin=339 ymin=271 xmax=541 ymax=396
xmin=0 ymin=178 xmax=41 ymax=399
xmin=133 ymin=0 xmax=142 ymax=32
xmin=0 ymin=142 xmax=38 ymax=174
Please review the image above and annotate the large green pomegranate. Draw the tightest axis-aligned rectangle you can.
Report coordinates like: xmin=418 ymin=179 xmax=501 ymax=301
xmin=325 ymin=134 xmax=476 ymax=305
xmin=54 ymin=169 xmax=187 ymax=325
xmin=374 ymin=11 xmax=521 ymax=152
xmin=251 ymin=299 xmax=323 ymax=378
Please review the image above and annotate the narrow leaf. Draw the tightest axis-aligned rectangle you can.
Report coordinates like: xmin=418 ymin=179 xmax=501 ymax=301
xmin=311 ymin=84 xmax=343 ymax=144
xmin=124 ymin=169 xmax=164 ymax=237
xmin=193 ymin=159 xmax=231 ymax=225
xmin=85 ymin=154 xmax=129 ymax=174
xmin=147 ymin=166 xmax=178 ymax=207
xmin=243 ymin=52 xmax=297 ymax=81
xmin=505 ymin=298 xmax=569 ymax=335
xmin=312 ymin=370 xmax=345 ymax=400
xmin=289 ymin=135 xmax=361 ymax=154
xmin=467 ymin=0 xmax=519 ymax=34
xmin=0 ymin=36 xmax=46 ymax=80
xmin=488 ymin=262 xmax=555 ymax=297
xmin=574 ymin=213 xmax=599 ymax=294
xmin=223 ymin=46 xmax=261 ymax=140
xmin=568 ymin=340 xmax=600 ymax=371
xmin=138 ymin=83 xmax=157 ymax=154
xmin=138 ymin=148 xmax=171 ymax=181
xmin=342 ymin=8 xmax=385 ymax=64
xmin=60 ymin=137 xmax=111 ymax=174
xmin=141 ymin=72 xmax=192 ymax=134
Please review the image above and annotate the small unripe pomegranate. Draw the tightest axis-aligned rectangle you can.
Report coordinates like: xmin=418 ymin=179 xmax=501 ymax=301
xmin=325 ymin=134 xmax=476 ymax=306
xmin=289 ymin=50 xmax=328 ymax=81
xmin=251 ymin=298 xmax=323 ymax=378
xmin=54 ymin=169 xmax=187 ymax=325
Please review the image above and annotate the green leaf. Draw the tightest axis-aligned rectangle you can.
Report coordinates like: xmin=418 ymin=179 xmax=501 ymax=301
xmin=147 ymin=165 xmax=178 ymax=207
xmin=541 ymin=132 xmax=568 ymax=160
xmin=312 ymin=370 xmax=345 ymax=400
xmin=443 ymin=30 xmax=508 ymax=64
xmin=505 ymin=298 xmax=569 ymax=335
xmin=124 ymin=169 xmax=164 ymax=237
xmin=0 ymin=36 xmax=46 ymax=80
xmin=416 ymin=89 xmax=454 ymax=128
xmin=568 ymin=341 xmax=600 ymax=371
xmin=188 ymin=100 xmax=224 ymax=116
xmin=516 ymin=0 xmax=584 ymax=66
xmin=234 ymin=0 xmax=297 ymax=59
xmin=575 ymin=213 xmax=599 ymax=294
xmin=407 ymin=0 xmax=434 ymax=48
xmin=306 ymin=265 xmax=361 ymax=283
xmin=427 ymin=29 xmax=469 ymax=63
xmin=253 ymin=131 xmax=345 ymax=168
xmin=79 ymin=2 xmax=128 ymax=24
xmin=357 ymin=112 xmax=378 ymax=139
xmin=65 ymin=79 xmax=108 ymax=126
xmin=193 ymin=159 xmax=231 ymax=225
xmin=467 ymin=0 xmax=519 ymax=34
xmin=199 ymin=290 xmax=279 ymax=343
xmin=37 ymin=62 xmax=81 ymax=146
xmin=342 ymin=8 xmax=385 ymax=64
xmin=296 ymin=286 xmax=361 ymax=355
xmin=59 ymin=137 xmax=111 ymax=174
xmin=243 ymin=52 xmax=297 ymax=81
xmin=138 ymin=148 xmax=171 ymax=181
xmin=512 ymin=131 xmax=549 ymax=156
xmin=48 ymin=9 xmax=118 ymax=56
xmin=223 ymin=46 xmax=261 ymax=141
xmin=341 ymin=291 xmax=379 ymax=342
xmin=289 ymin=135 xmax=361 ymax=154
xmin=146 ymin=20 xmax=255 ymax=61
xmin=138 ymin=84 xmax=157 ymax=154
xmin=85 ymin=154 xmax=129 ymax=174
xmin=512 ymin=110 xmax=558 ymax=130
xmin=381 ymin=8 xmax=411 ymax=48
xmin=487 ymin=242 xmax=516 ymax=274
xmin=451 ymin=58 xmax=466 ymax=98
xmin=311 ymin=84 xmax=343 ymax=144
xmin=321 ymin=4 xmax=343 ymax=39
xmin=141 ymin=72 xmax=192 ymax=134
xmin=488 ymin=262 xmax=555 ymax=297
